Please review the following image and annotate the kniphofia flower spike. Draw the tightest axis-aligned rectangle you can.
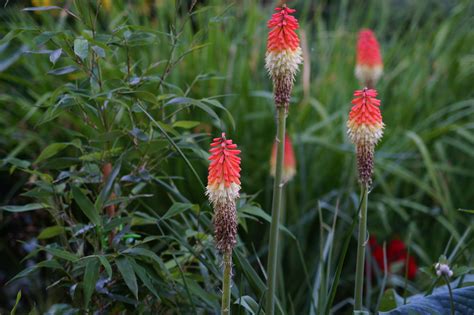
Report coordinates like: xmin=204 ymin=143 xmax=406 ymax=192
xmin=355 ymin=29 xmax=383 ymax=88
xmin=265 ymin=5 xmax=303 ymax=109
xmin=270 ymin=134 xmax=296 ymax=182
xmin=347 ymin=88 xmax=384 ymax=186
xmin=206 ymin=133 xmax=241 ymax=253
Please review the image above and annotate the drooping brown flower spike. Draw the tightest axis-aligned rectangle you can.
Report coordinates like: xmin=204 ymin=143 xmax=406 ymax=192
xmin=347 ymin=88 xmax=384 ymax=186
xmin=206 ymin=133 xmax=241 ymax=253
xmin=265 ymin=5 xmax=303 ymax=110
xmin=355 ymin=29 xmax=383 ymax=88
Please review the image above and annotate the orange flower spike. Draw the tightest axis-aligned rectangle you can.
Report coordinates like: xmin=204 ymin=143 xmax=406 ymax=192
xmin=265 ymin=5 xmax=303 ymax=109
xmin=206 ymin=133 xmax=241 ymax=206
xmin=270 ymin=134 xmax=296 ymax=182
xmin=355 ymin=29 xmax=383 ymax=88
xmin=347 ymin=88 xmax=384 ymax=185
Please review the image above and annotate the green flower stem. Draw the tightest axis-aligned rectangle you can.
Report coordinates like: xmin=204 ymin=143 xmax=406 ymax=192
xmin=445 ymin=275 xmax=455 ymax=315
xmin=222 ymin=251 xmax=232 ymax=315
xmin=354 ymin=185 xmax=368 ymax=312
xmin=266 ymin=106 xmax=287 ymax=315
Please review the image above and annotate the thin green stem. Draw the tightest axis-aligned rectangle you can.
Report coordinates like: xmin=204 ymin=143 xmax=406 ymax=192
xmin=445 ymin=275 xmax=455 ymax=315
xmin=222 ymin=251 xmax=232 ymax=315
xmin=354 ymin=185 xmax=368 ymax=311
xmin=266 ymin=106 xmax=287 ymax=315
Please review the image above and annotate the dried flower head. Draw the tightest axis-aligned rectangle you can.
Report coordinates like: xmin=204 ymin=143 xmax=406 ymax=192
xmin=270 ymin=134 xmax=296 ymax=182
xmin=206 ymin=133 xmax=241 ymax=253
xmin=265 ymin=5 xmax=303 ymax=109
xmin=347 ymin=88 xmax=384 ymax=186
xmin=355 ymin=29 xmax=383 ymax=88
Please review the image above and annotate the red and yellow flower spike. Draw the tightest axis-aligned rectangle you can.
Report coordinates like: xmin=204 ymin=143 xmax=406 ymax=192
xmin=270 ymin=134 xmax=296 ymax=182
xmin=355 ymin=29 xmax=383 ymax=88
xmin=347 ymin=88 xmax=384 ymax=185
xmin=206 ymin=133 xmax=241 ymax=253
xmin=265 ymin=5 xmax=303 ymax=109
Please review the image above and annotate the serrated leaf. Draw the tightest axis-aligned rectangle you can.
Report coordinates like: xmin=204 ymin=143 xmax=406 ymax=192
xmin=83 ymin=258 xmax=100 ymax=309
xmin=0 ymin=203 xmax=48 ymax=212
xmin=71 ymin=186 xmax=100 ymax=226
xmin=37 ymin=226 xmax=65 ymax=240
xmin=116 ymin=257 xmax=138 ymax=300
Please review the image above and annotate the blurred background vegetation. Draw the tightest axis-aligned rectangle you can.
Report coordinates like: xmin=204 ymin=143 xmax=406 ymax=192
xmin=0 ymin=0 xmax=473 ymax=314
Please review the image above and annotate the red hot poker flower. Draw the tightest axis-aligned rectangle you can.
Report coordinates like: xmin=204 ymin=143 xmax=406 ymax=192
xmin=265 ymin=5 xmax=303 ymax=109
xmin=347 ymin=88 xmax=384 ymax=185
xmin=270 ymin=134 xmax=296 ymax=182
xmin=355 ymin=29 xmax=383 ymax=87
xmin=206 ymin=133 xmax=241 ymax=206
xmin=206 ymin=133 xmax=242 ymax=253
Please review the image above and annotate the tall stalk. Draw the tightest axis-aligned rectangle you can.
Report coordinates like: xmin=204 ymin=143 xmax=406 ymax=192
xmin=266 ymin=106 xmax=287 ymax=315
xmin=222 ymin=251 xmax=232 ymax=315
xmin=354 ymin=185 xmax=368 ymax=311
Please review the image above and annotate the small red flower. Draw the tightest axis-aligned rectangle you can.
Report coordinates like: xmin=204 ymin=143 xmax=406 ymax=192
xmin=348 ymin=88 xmax=383 ymax=129
xmin=370 ymin=237 xmax=418 ymax=280
xmin=270 ymin=134 xmax=296 ymax=182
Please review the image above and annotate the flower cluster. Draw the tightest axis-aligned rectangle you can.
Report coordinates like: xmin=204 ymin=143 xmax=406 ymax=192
xmin=355 ymin=29 xmax=383 ymax=88
xmin=265 ymin=5 xmax=303 ymax=109
xmin=435 ymin=263 xmax=453 ymax=278
xmin=206 ymin=133 xmax=241 ymax=253
xmin=347 ymin=88 xmax=384 ymax=186
xmin=370 ymin=237 xmax=417 ymax=280
xmin=270 ymin=134 xmax=296 ymax=182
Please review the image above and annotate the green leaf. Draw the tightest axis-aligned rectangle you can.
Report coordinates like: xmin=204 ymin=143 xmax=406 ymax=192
xmin=122 ymin=247 xmax=164 ymax=269
xmin=23 ymin=6 xmax=62 ymax=11
xmin=172 ymin=121 xmax=201 ymax=129
xmin=98 ymin=256 xmax=112 ymax=279
xmin=45 ymin=248 xmax=79 ymax=262
xmin=72 ymin=186 xmax=100 ymax=226
xmin=379 ymin=289 xmax=403 ymax=312
xmin=37 ymin=226 xmax=65 ymax=240
xmin=47 ymin=66 xmax=78 ymax=76
xmin=35 ymin=143 xmax=69 ymax=164
xmin=10 ymin=290 xmax=21 ymax=315
xmin=116 ymin=257 xmax=138 ymax=300
xmin=235 ymin=295 xmax=265 ymax=315
xmin=129 ymin=260 xmax=160 ymax=299
xmin=0 ymin=203 xmax=48 ymax=212
xmin=49 ymin=48 xmax=62 ymax=65
xmin=161 ymin=203 xmax=197 ymax=221
xmin=239 ymin=205 xmax=295 ymax=239
xmin=380 ymin=286 xmax=474 ymax=314
xmin=74 ymin=38 xmax=89 ymax=60
xmin=95 ymin=158 xmax=121 ymax=212
xmin=83 ymin=257 xmax=100 ymax=309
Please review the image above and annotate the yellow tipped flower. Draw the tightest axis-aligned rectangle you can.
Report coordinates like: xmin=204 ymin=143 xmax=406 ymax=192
xmin=206 ymin=133 xmax=241 ymax=253
xmin=347 ymin=88 xmax=384 ymax=185
xmin=265 ymin=5 xmax=303 ymax=109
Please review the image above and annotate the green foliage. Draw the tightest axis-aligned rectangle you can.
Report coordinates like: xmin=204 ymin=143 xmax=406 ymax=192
xmin=0 ymin=0 xmax=473 ymax=314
